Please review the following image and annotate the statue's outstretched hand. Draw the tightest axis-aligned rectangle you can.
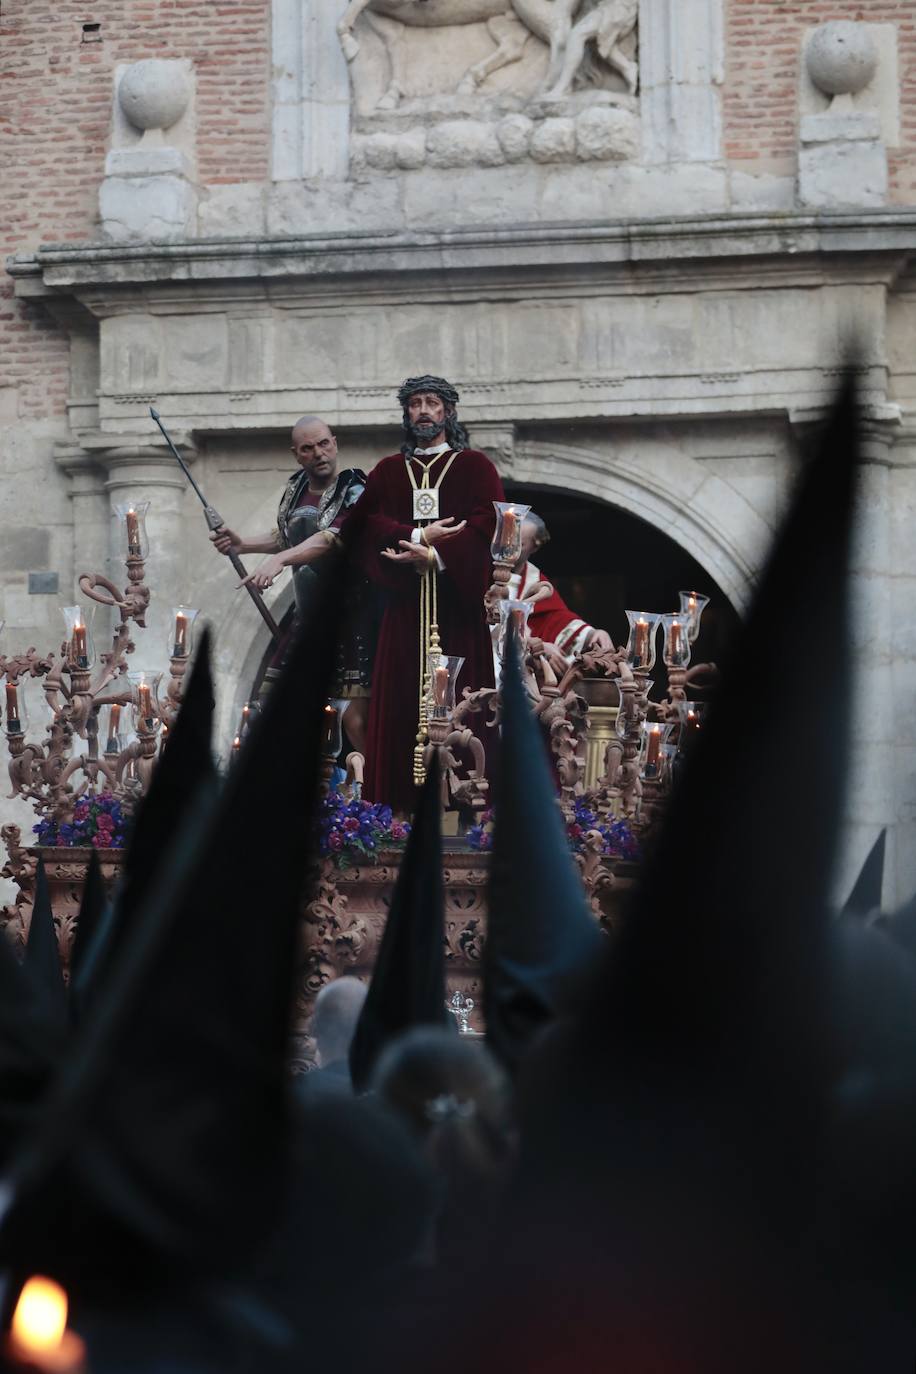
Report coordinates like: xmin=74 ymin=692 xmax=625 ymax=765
xmin=422 ymin=517 xmax=466 ymax=545
xmin=239 ymin=554 xmax=285 ymax=590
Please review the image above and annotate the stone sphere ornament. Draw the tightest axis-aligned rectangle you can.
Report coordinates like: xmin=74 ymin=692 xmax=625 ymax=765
xmin=806 ymin=21 xmax=877 ymax=98
xmin=118 ymin=59 xmax=191 ymax=132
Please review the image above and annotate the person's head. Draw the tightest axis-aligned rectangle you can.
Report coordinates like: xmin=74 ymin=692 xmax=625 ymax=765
xmin=518 ymin=512 xmax=550 ymax=567
xmin=311 ymin=976 xmax=367 ymax=1069
xmin=371 ymin=1025 xmax=515 ymax=1189
xmin=291 ymin=415 xmax=338 ymax=484
xmin=397 ymin=375 xmax=470 ymax=454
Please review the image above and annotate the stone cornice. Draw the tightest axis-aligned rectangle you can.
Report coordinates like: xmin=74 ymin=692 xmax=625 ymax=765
xmin=8 ymin=209 xmax=916 ymax=300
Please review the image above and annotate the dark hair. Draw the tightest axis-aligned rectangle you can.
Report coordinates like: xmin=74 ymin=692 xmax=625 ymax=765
xmin=397 ymin=374 xmax=470 ymax=456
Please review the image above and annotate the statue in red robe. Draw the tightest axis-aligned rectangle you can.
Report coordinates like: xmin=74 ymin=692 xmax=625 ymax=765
xmin=241 ymin=376 xmax=504 ymax=814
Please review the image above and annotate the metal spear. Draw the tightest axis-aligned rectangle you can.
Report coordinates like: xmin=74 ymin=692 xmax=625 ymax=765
xmin=150 ymin=407 xmax=281 ymax=641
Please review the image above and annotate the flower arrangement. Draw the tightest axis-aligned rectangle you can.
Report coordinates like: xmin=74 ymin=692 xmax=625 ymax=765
xmin=467 ymin=797 xmax=639 ymax=862
xmin=317 ymin=793 xmax=409 ymax=869
xmin=33 ymin=791 xmax=130 ymax=850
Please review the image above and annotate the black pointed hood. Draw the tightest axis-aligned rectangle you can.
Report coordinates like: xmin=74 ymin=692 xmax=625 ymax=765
xmin=350 ymin=756 xmax=446 ymax=1092
xmin=1 ymin=562 xmax=346 ymax=1288
xmin=841 ymin=829 xmax=886 ymax=919
xmin=68 ymin=849 xmax=107 ymax=1002
xmin=483 ymin=624 xmax=601 ymax=1076
xmin=0 ymin=926 xmax=66 ymax=1170
xmin=74 ymin=629 xmax=217 ymax=1011
xmin=25 ymin=858 xmax=67 ymax=1031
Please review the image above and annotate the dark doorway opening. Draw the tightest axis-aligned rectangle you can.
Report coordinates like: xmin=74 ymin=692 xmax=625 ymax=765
xmin=504 ymin=483 xmax=741 ymax=683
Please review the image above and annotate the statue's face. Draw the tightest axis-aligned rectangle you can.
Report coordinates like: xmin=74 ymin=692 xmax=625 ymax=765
xmin=291 ymin=419 xmax=338 ymax=480
xmin=406 ymin=390 xmax=447 ymax=444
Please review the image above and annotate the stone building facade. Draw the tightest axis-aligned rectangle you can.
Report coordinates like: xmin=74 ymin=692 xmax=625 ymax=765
xmin=2 ymin=1 xmax=915 ymax=904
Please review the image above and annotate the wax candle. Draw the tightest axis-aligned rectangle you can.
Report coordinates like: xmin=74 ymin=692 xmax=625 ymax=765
xmin=511 ymin=608 xmax=526 ymax=639
xmin=501 ymin=506 xmax=517 ymax=550
xmin=232 ymin=734 xmax=241 ymax=755
xmin=323 ymin=704 xmax=339 ymax=753
xmin=434 ymin=664 xmax=450 ymax=707
xmin=5 ymin=681 xmax=21 ymax=732
xmin=668 ymin=620 xmax=682 ymax=660
xmin=173 ymin=612 xmax=188 ymax=658
xmin=634 ymin=618 xmax=649 ymax=664
xmin=137 ymin=683 xmax=152 ymax=722
xmin=71 ymin=624 xmax=88 ymax=669
xmin=106 ymin=702 xmax=122 ymax=752
xmin=7 ymin=1276 xmax=87 ymax=1373
xmin=125 ymin=508 xmax=141 ymax=556
xmin=645 ymin=725 xmax=661 ymax=775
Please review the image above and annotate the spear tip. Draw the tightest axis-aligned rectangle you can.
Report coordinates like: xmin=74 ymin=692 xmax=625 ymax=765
xmin=149 ymin=406 xmax=160 ymax=421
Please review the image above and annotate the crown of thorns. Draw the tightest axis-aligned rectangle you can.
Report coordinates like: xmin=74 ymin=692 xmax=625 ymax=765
xmin=397 ymin=376 xmax=460 ymax=410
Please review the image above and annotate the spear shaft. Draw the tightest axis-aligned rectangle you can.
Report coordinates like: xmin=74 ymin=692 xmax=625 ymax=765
xmin=150 ymin=407 xmax=281 ymax=641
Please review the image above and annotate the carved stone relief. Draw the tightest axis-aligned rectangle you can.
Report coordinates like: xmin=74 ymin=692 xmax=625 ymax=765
xmin=339 ymin=0 xmax=640 ymax=170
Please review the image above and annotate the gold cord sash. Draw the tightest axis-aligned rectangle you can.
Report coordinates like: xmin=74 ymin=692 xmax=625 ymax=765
xmin=406 ymin=449 xmax=460 ymax=785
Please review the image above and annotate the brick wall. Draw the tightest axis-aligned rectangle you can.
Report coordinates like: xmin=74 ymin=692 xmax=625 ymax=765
xmin=725 ymin=2 xmax=916 ymax=202
xmin=0 ymin=0 xmax=271 ymax=421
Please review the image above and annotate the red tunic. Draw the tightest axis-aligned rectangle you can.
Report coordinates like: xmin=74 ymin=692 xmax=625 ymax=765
xmin=342 ymin=448 xmax=504 ymax=815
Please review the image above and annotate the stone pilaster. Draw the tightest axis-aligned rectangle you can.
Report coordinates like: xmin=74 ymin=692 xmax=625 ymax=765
xmin=639 ymin=0 xmax=724 ymax=164
xmin=272 ymin=0 xmax=351 ymax=181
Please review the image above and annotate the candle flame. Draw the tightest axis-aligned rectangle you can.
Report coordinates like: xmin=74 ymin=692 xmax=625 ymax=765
xmin=12 ymin=1276 xmax=68 ymax=1353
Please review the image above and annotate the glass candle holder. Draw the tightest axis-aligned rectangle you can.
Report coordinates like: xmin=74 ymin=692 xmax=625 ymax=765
xmin=497 ymin=599 xmax=533 ymax=662
xmin=426 ymin=653 xmax=465 ymax=719
xmin=624 ymin=610 xmax=662 ymax=672
xmin=322 ymin=701 xmax=344 ymax=757
xmin=491 ymin=501 xmax=531 ymax=565
xmin=103 ymin=701 xmax=127 ymax=753
xmin=678 ymin=590 xmax=710 ymax=644
xmin=114 ymin=500 xmax=150 ymax=559
xmin=128 ymin=670 xmax=162 ymax=733
xmin=4 ymin=678 xmax=27 ymax=734
xmin=639 ymin=721 xmax=676 ymax=782
xmin=169 ymin=606 xmax=200 ymax=659
xmin=60 ymin=605 xmax=95 ymax=671
xmin=660 ymin=613 xmax=692 ymax=670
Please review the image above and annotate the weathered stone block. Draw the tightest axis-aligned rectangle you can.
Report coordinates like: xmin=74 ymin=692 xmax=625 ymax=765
xmin=99 ymin=174 xmax=198 ymax=242
xmin=575 ymin=106 xmax=639 ymax=161
xmin=0 ymin=528 xmax=51 ymax=572
xmin=798 ymin=138 xmax=887 ymax=209
xmin=496 ymin=114 xmax=534 ymax=163
xmin=426 ymin=121 xmax=504 ymax=169
xmin=530 ymin=117 xmax=576 ymax=164
xmin=800 ymin=111 xmax=881 ymax=145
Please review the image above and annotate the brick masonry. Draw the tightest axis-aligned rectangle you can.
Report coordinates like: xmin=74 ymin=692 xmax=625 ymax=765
xmin=724 ymin=1 xmax=916 ymax=200
xmin=0 ymin=0 xmax=271 ymax=420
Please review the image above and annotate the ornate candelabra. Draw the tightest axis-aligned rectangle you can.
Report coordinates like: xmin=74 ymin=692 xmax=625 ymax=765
xmin=0 ymin=502 xmax=198 ymax=855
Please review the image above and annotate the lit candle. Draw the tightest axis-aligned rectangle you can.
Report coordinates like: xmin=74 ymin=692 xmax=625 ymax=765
xmin=137 ymin=683 xmax=152 ymax=722
xmin=5 ymin=681 xmax=21 ymax=732
xmin=501 ymin=506 xmax=517 ymax=551
xmin=71 ymin=623 xmax=88 ymax=669
xmin=7 ymin=1276 xmax=87 ymax=1373
xmin=434 ymin=664 xmax=450 ymax=707
xmin=125 ymin=508 xmax=141 ymax=556
xmin=106 ymin=702 xmax=122 ymax=752
xmin=510 ymin=608 xmax=526 ymax=640
xmin=232 ymin=734 xmax=241 ymax=755
xmin=323 ymin=704 xmax=339 ymax=753
xmin=634 ymin=618 xmax=649 ymax=664
xmin=173 ymin=612 xmax=188 ymax=658
xmin=645 ymin=725 xmax=661 ymax=775
xmin=668 ymin=620 xmax=682 ymax=660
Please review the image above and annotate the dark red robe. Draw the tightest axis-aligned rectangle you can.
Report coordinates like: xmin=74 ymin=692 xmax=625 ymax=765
xmin=342 ymin=448 xmax=504 ymax=815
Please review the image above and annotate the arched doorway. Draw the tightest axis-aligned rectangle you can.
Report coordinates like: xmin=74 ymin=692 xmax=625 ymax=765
xmin=504 ymin=482 xmax=741 ymax=679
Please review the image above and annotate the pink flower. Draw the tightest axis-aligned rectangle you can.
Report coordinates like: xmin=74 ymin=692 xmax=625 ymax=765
xmin=328 ymin=831 xmax=343 ymax=852
xmin=343 ymin=817 xmax=360 ymax=833
xmin=390 ymin=821 xmax=406 ymax=840
xmin=91 ymin=833 xmax=110 ymax=848
xmin=96 ymin=814 xmax=115 ymax=832
xmin=74 ymin=803 xmax=90 ymax=821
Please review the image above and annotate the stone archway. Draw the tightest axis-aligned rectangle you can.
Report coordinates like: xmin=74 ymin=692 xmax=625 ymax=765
xmin=511 ymin=438 xmax=781 ymax=615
